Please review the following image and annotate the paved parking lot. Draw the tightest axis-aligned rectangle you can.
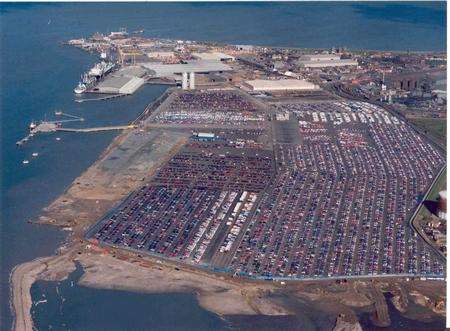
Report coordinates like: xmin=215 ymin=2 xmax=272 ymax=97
xmin=88 ymin=99 xmax=445 ymax=280
xmin=150 ymin=90 xmax=267 ymax=126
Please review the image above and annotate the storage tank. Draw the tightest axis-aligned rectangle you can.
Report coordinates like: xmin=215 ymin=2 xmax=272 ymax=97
xmin=182 ymin=72 xmax=189 ymax=90
xmin=189 ymin=72 xmax=195 ymax=89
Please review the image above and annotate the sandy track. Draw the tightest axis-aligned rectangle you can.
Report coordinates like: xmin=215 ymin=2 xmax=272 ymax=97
xmin=10 ymin=247 xmax=78 ymax=331
xmin=10 ymin=258 xmax=51 ymax=331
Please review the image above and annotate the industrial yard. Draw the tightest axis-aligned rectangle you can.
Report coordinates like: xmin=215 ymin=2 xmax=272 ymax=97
xmin=11 ymin=31 xmax=446 ymax=331
xmin=20 ymin=33 xmax=445 ymax=284
xmin=85 ymin=89 xmax=446 ymax=281
xmin=4 ymin=1 xmax=447 ymax=329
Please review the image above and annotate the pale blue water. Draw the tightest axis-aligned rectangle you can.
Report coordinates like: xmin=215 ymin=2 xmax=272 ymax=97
xmin=0 ymin=2 xmax=446 ymax=331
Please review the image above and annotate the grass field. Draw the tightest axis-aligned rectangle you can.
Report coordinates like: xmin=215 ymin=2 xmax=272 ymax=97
xmin=416 ymin=168 xmax=446 ymax=219
xmin=428 ymin=168 xmax=447 ymax=202
xmin=410 ymin=117 xmax=447 ymax=147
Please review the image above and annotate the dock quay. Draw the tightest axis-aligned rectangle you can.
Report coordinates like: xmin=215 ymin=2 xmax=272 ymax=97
xmin=75 ymin=94 xmax=125 ymax=103
xmin=145 ymin=78 xmax=176 ymax=86
xmin=16 ymin=134 xmax=33 ymax=146
xmin=132 ymin=88 xmax=174 ymax=125
xmin=30 ymin=113 xmax=85 ymax=133
xmin=56 ymin=125 xmax=136 ymax=133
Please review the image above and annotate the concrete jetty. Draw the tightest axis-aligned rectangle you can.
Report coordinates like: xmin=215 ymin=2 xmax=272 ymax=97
xmin=74 ymin=94 xmax=126 ymax=103
xmin=56 ymin=125 xmax=136 ymax=133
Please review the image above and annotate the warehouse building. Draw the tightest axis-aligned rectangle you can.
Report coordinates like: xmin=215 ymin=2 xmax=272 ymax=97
xmin=297 ymin=54 xmax=358 ymax=68
xmin=95 ymin=66 xmax=149 ymax=94
xmin=243 ymin=79 xmax=320 ymax=92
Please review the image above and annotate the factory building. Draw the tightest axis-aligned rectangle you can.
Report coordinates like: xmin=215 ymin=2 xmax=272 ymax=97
xmin=243 ymin=79 xmax=320 ymax=92
xmin=297 ymin=54 xmax=358 ymax=68
xmin=386 ymin=72 xmax=424 ymax=91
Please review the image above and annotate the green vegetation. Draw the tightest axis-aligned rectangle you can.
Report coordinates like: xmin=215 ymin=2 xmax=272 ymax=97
xmin=428 ymin=168 xmax=447 ymax=202
xmin=415 ymin=168 xmax=446 ymax=220
xmin=410 ymin=117 xmax=446 ymax=147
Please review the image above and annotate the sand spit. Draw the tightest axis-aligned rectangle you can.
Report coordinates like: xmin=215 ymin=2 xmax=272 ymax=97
xmin=10 ymin=258 xmax=51 ymax=331
xmin=10 ymin=246 xmax=79 ymax=331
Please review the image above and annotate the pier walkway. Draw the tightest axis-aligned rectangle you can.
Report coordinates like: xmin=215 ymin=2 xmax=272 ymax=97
xmin=56 ymin=125 xmax=135 ymax=133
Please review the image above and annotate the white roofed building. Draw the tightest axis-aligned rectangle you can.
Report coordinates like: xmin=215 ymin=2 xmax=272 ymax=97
xmin=297 ymin=54 xmax=358 ymax=68
xmin=243 ymin=79 xmax=320 ymax=92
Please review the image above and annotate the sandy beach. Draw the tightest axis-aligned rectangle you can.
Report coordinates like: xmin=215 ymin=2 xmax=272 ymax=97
xmin=10 ymin=235 xmax=445 ymax=331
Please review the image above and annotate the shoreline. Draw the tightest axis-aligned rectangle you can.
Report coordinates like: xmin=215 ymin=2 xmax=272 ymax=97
xmin=11 ymin=239 xmax=445 ymax=331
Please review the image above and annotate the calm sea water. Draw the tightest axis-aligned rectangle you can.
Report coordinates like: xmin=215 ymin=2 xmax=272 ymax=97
xmin=30 ymin=264 xmax=228 ymax=331
xmin=0 ymin=2 xmax=446 ymax=331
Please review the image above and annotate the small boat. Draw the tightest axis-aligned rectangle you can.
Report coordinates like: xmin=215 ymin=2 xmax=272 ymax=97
xmin=35 ymin=299 xmax=48 ymax=306
xmin=56 ymin=137 xmax=61 ymax=141
xmin=55 ymin=111 xmax=62 ymax=116
xmin=32 ymin=152 xmax=39 ymax=157
xmin=22 ymin=160 xmax=29 ymax=165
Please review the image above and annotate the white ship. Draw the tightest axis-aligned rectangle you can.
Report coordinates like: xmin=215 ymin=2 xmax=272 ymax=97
xmin=74 ymin=82 xmax=87 ymax=94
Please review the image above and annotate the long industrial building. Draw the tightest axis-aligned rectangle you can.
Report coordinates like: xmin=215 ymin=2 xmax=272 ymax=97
xmin=243 ymin=79 xmax=320 ymax=92
xmin=139 ymin=60 xmax=232 ymax=79
xmin=297 ymin=54 xmax=358 ymax=68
